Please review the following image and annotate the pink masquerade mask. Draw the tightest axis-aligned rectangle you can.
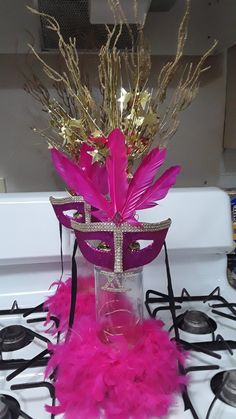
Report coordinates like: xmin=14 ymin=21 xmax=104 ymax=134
xmin=50 ymin=129 xmax=179 ymax=272
xmin=50 ymin=196 xmax=91 ymax=228
xmin=50 ymin=195 xmax=171 ymax=272
xmin=71 ymin=218 xmax=171 ymax=273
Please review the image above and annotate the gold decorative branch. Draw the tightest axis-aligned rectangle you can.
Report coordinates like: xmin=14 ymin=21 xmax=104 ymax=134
xmin=26 ymin=0 xmax=216 ymax=163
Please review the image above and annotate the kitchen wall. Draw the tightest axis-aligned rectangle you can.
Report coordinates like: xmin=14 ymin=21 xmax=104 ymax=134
xmin=220 ymin=149 xmax=236 ymax=189
xmin=0 ymin=54 xmax=65 ymax=192
xmin=220 ymin=45 xmax=236 ymax=189
xmin=0 ymin=51 xmax=226 ymax=192
xmin=0 ymin=0 xmax=232 ymax=192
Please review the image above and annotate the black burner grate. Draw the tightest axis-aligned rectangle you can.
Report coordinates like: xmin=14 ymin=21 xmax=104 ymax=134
xmin=0 ymin=393 xmax=31 ymax=419
xmin=0 ymin=301 xmax=59 ymax=419
xmin=0 ymin=325 xmax=33 ymax=352
xmin=1 ymin=242 xmax=235 ymax=419
xmin=145 ymin=244 xmax=236 ymax=419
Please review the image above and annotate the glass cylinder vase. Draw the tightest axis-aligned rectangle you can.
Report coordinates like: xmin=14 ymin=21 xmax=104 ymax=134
xmin=94 ymin=266 xmax=144 ymax=344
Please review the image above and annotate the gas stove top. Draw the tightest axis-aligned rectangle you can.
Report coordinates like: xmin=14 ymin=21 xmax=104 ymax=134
xmin=145 ymin=249 xmax=236 ymax=419
xmin=0 ymin=188 xmax=234 ymax=418
xmin=0 ymin=303 xmax=60 ymax=419
xmin=1 ymin=279 xmax=236 ymax=418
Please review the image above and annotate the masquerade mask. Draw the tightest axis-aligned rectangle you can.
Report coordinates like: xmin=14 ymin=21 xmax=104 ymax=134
xmin=71 ymin=218 xmax=171 ymax=273
xmin=50 ymin=196 xmax=91 ymax=229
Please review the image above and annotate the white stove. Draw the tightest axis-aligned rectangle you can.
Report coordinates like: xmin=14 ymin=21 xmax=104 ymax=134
xmin=0 ymin=310 xmax=55 ymax=419
xmin=0 ymin=188 xmax=234 ymax=419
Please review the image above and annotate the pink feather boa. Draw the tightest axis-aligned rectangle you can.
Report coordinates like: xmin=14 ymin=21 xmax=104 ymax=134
xmin=44 ymin=276 xmax=186 ymax=419
xmin=44 ymin=274 xmax=95 ymax=334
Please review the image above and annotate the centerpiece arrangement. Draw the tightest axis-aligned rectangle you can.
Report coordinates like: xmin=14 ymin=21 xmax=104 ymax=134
xmin=26 ymin=1 xmax=216 ymax=417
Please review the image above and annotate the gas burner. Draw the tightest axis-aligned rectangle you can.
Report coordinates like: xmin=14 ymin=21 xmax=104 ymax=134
xmin=0 ymin=325 xmax=33 ymax=352
xmin=211 ymin=370 xmax=236 ymax=408
xmin=176 ymin=310 xmax=217 ymax=335
xmin=0 ymin=394 xmax=20 ymax=419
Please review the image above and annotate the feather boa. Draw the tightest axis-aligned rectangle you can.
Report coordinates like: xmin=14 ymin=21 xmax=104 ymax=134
xmin=44 ymin=274 xmax=95 ymax=334
xmin=44 ymin=277 xmax=186 ymax=419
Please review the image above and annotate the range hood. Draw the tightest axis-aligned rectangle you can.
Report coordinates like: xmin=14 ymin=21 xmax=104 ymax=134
xmin=89 ymin=0 xmax=151 ymax=24
xmin=89 ymin=0 xmax=177 ymax=23
xmin=36 ymin=0 xmax=179 ymax=52
xmin=2 ymin=0 xmax=235 ymax=55
xmin=34 ymin=0 xmax=236 ymax=55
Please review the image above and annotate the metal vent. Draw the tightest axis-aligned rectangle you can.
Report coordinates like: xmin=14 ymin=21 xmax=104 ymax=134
xmin=149 ymin=0 xmax=176 ymax=12
xmin=38 ymin=0 xmax=138 ymax=52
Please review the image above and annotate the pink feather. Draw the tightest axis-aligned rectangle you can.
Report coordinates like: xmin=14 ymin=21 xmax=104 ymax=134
xmin=136 ymin=165 xmax=181 ymax=210
xmin=51 ymin=148 xmax=110 ymax=214
xmin=79 ymin=144 xmax=108 ymax=195
xmin=51 ymin=129 xmax=180 ymax=225
xmin=106 ymin=129 xmax=128 ymax=215
xmin=46 ymin=317 xmax=186 ymax=419
xmin=78 ymin=144 xmax=93 ymax=171
xmin=121 ymin=147 xmax=167 ymax=220
xmin=90 ymin=163 xmax=108 ymax=195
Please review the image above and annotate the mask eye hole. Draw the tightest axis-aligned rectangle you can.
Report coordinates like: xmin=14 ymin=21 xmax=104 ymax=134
xmin=73 ymin=211 xmax=83 ymax=219
xmin=63 ymin=210 xmax=83 ymax=219
xmin=128 ymin=241 xmax=140 ymax=252
xmin=128 ymin=240 xmax=154 ymax=251
xmin=85 ymin=240 xmax=111 ymax=252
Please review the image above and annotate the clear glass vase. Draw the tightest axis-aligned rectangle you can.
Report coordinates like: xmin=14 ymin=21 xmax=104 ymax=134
xmin=94 ymin=266 xmax=144 ymax=344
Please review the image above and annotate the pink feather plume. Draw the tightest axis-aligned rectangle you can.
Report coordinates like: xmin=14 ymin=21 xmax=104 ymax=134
xmin=79 ymin=144 xmax=108 ymax=195
xmin=78 ymin=143 xmax=92 ymax=170
xmin=106 ymin=129 xmax=129 ymax=216
xmin=51 ymin=148 xmax=110 ymax=214
xmin=121 ymin=147 xmax=167 ymax=220
xmin=51 ymin=129 xmax=180 ymax=225
xmin=136 ymin=166 xmax=181 ymax=210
